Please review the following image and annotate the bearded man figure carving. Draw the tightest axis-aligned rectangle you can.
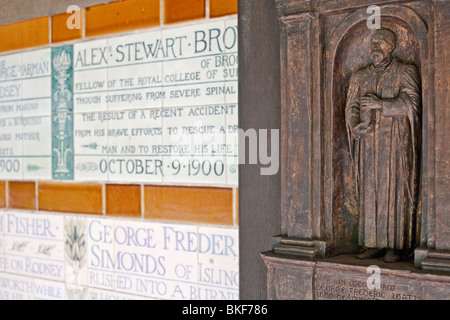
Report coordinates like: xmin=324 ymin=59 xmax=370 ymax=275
xmin=345 ymin=28 xmax=421 ymax=263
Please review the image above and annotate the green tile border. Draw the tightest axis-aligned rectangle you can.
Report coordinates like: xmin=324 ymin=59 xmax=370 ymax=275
xmin=52 ymin=45 xmax=74 ymax=180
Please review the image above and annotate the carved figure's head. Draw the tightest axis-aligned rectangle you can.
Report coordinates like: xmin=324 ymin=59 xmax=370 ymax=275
xmin=370 ymin=29 xmax=396 ymax=66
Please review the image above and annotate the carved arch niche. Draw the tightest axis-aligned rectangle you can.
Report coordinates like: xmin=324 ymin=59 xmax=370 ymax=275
xmin=325 ymin=5 xmax=430 ymax=256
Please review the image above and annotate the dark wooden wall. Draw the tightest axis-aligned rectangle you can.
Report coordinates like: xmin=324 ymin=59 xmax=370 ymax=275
xmin=238 ymin=0 xmax=281 ymax=300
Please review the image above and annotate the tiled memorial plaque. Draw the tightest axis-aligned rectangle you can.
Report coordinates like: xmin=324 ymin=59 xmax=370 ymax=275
xmin=0 ymin=18 xmax=238 ymax=186
xmin=0 ymin=210 xmax=239 ymax=300
xmin=0 ymin=273 xmax=35 ymax=300
xmin=0 ymin=49 xmax=52 ymax=180
xmin=2 ymin=211 xmax=64 ymax=282
xmin=0 ymin=211 xmax=4 ymax=273
xmin=78 ymin=217 xmax=239 ymax=300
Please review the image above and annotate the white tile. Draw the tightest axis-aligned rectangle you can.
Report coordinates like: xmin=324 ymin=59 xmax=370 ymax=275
xmin=111 ymin=219 xmax=163 ymax=297
xmin=224 ymin=19 xmax=239 ymax=185
xmin=161 ymin=21 xmax=227 ymax=60
xmin=224 ymin=19 xmax=239 ymax=105
xmin=3 ymin=211 xmax=65 ymax=281
xmin=162 ymin=21 xmax=227 ymax=108
xmin=86 ymin=218 xmax=115 ymax=291
xmin=20 ymin=48 xmax=52 ymax=117
xmin=0 ymin=212 xmax=5 ymax=273
xmin=106 ymin=30 xmax=163 ymax=68
xmin=22 ymin=115 xmax=52 ymax=180
xmin=106 ymin=108 xmax=163 ymax=183
xmin=0 ymin=272 xmax=35 ymax=300
xmin=65 ymin=283 xmax=90 ymax=300
xmin=200 ymin=155 xmax=227 ymax=185
xmin=197 ymin=226 xmax=239 ymax=300
xmin=161 ymin=106 xmax=194 ymax=184
xmin=34 ymin=278 xmax=65 ymax=300
xmin=96 ymin=219 xmax=201 ymax=300
xmin=226 ymin=104 xmax=238 ymax=186
xmin=107 ymin=63 xmax=163 ymax=111
xmin=162 ymin=78 xmax=226 ymax=108
xmin=73 ymin=39 xmax=109 ymax=113
xmin=73 ymin=112 xmax=108 ymax=181
xmin=152 ymin=222 xmax=199 ymax=300
xmin=0 ymin=117 xmax=23 ymax=180
xmin=0 ymin=52 xmax=22 ymax=119
xmin=86 ymin=287 xmax=150 ymax=300
xmin=162 ymin=105 xmax=227 ymax=184
xmin=64 ymin=216 xmax=89 ymax=287
xmin=107 ymin=31 xmax=163 ymax=111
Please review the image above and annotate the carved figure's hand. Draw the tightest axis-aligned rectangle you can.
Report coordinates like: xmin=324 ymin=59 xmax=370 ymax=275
xmin=361 ymin=94 xmax=382 ymax=111
xmin=352 ymin=122 xmax=372 ymax=140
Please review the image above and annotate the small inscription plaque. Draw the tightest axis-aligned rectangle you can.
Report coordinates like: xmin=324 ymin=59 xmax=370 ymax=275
xmin=315 ymin=267 xmax=423 ymax=300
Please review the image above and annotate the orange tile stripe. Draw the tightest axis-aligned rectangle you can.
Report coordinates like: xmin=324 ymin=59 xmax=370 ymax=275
xmin=0 ymin=17 xmax=49 ymax=52
xmin=106 ymin=184 xmax=141 ymax=218
xmin=164 ymin=0 xmax=206 ymax=24
xmin=3 ymin=180 xmax=236 ymax=225
xmin=85 ymin=0 xmax=160 ymax=37
xmin=52 ymin=11 xmax=83 ymax=43
xmin=0 ymin=0 xmax=238 ymax=53
xmin=144 ymin=186 xmax=233 ymax=225
xmin=8 ymin=181 xmax=36 ymax=210
xmin=38 ymin=182 xmax=103 ymax=215
xmin=0 ymin=181 xmax=6 ymax=208
xmin=210 ymin=0 xmax=238 ymax=18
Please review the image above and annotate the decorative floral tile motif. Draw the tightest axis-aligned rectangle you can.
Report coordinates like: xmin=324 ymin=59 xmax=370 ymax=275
xmin=51 ymin=45 xmax=74 ymax=180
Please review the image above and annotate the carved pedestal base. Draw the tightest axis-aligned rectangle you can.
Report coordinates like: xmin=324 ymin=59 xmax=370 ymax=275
xmin=415 ymin=249 xmax=450 ymax=272
xmin=262 ymin=251 xmax=450 ymax=300
xmin=271 ymin=235 xmax=327 ymax=259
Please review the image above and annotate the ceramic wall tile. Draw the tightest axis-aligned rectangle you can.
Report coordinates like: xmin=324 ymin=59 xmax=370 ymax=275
xmin=85 ymin=218 xmax=115 ymax=291
xmin=162 ymin=105 xmax=228 ymax=185
xmin=153 ymin=222 xmax=199 ymax=300
xmin=226 ymin=105 xmax=238 ymax=186
xmin=105 ymin=108 xmax=163 ymax=183
xmin=0 ymin=53 xmax=22 ymax=119
xmin=51 ymin=45 xmax=74 ymax=180
xmin=64 ymin=216 xmax=89 ymax=287
xmin=85 ymin=287 xmax=151 ymax=300
xmin=73 ymin=39 xmax=108 ymax=113
xmin=0 ymin=272 xmax=35 ymax=300
xmin=20 ymin=48 xmax=52 ymax=117
xmin=109 ymin=219 xmax=163 ymax=297
xmin=197 ymin=226 xmax=239 ymax=300
xmin=0 ymin=116 xmax=23 ymax=180
xmin=162 ymin=21 xmax=227 ymax=108
xmin=73 ymin=112 xmax=109 ymax=181
xmin=22 ymin=115 xmax=52 ymax=180
xmin=3 ymin=211 xmax=65 ymax=282
xmin=0 ymin=211 xmax=4 ymax=273
xmin=107 ymin=31 xmax=163 ymax=111
xmin=0 ymin=215 xmax=239 ymax=300
xmin=224 ymin=19 xmax=238 ymax=105
xmin=34 ymin=278 xmax=65 ymax=300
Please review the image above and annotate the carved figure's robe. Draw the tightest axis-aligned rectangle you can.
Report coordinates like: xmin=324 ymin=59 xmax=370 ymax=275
xmin=345 ymin=58 xmax=421 ymax=250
